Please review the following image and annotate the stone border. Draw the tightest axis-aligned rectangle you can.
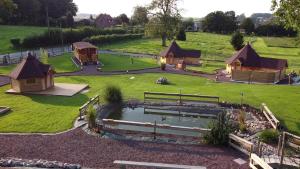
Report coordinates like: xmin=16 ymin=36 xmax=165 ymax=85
xmin=0 ymin=158 xmax=81 ymax=169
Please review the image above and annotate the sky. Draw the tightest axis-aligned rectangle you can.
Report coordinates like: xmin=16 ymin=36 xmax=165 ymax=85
xmin=73 ymin=0 xmax=273 ymax=18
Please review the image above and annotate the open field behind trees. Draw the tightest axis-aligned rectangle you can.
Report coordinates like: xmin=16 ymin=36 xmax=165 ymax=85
xmin=0 ymin=74 xmax=299 ymax=134
xmin=0 ymin=25 xmax=47 ymax=54
xmin=102 ymin=32 xmax=300 ymax=73
xmin=0 ymin=53 xmax=79 ymax=75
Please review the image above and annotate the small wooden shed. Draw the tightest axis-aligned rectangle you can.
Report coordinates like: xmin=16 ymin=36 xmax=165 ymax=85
xmin=72 ymin=42 xmax=98 ymax=65
xmin=9 ymin=53 xmax=55 ymax=93
xmin=160 ymin=41 xmax=201 ymax=65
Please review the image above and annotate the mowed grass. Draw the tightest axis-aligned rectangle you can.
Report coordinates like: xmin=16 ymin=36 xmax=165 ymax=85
xmin=0 ymin=25 xmax=47 ymax=54
xmin=187 ymin=61 xmax=225 ymax=74
xmin=262 ymin=37 xmax=300 ymax=48
xmin=102 ymin=32 xmax=300 ymax=73
xmin=0 ymin=73 xmax=299 ymax=134
xmin=0 ymin=53 xmax=79 ymax=75
xmin=100 ymin=54 xmax=158 ymax=71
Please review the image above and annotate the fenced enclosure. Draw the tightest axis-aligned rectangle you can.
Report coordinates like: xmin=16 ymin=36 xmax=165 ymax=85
xmin=144 ymin=92 xmax=220 ymax=105
xmin=250 ymin=154 xmax=273 ymax=169
xmin=228 ymin=134 xmax=254 ymax=157
xmin=79 ymin=95 xmax=100 ymax=120
xmin=277 ymin=132 xmax=300 ymax=167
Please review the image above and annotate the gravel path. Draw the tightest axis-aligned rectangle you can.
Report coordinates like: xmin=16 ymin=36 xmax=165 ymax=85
xmin=0 ymin=128 xmax=248 ymax=169
xmin=0 ymin=75 xmax=10 ymax=87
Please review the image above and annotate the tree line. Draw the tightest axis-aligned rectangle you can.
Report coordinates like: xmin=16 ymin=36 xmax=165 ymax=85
xmin=0 ymin=0 xmax=77 ymax=27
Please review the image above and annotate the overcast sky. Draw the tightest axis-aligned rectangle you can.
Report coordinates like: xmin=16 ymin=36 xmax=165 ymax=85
xmin=73 ymin=0 xmax=273 ymax=17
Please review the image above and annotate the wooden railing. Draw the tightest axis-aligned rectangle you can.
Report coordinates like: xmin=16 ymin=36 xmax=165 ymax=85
xmin=278 ymin=131 xmax=300 ymax=166
xmin=144 ymin=92 xmax=220 ymax=105
xmin=249 ymin=153 xmax=273 ymax=169
xmin=79 ymin=95 xmax=100 ymax=119
xmin=113 ymin=160 xmax=206 ymax=169
xmin=101 ymin=119 xmax=211 ymax=137
xmin=229 ymin=134 xmax=254 ymax=156
xmin=261 ymin=103 xmax=280 ymax=130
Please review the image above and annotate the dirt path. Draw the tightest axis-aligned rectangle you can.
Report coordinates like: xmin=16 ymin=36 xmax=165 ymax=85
xmin=0 ymin=128 xmax=248 ymax=169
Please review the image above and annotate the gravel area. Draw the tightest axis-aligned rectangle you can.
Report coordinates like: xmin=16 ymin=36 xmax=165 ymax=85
xmin=0 ymin=128 xmax=248 ymax=169
xmin=0 ymin=75 xmax=10 ymax=87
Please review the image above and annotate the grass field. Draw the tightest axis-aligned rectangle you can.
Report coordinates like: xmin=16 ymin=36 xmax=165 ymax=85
xmin=187 ymin=61 xmax=225 ymax=74
xmin=103 ymin=32 xmax=300 ymax=73
xmin=99 ymin=54 xmax=158 ymax=71
xmin=0 ymin=73 xmax=299 ymax=134
xmin=0 ymin=25 xmax=47 ymax=54
xmin=0 ymin=53 xmax=79 ymax=75
xmin=263 ymin=37 xmax=300 ymax=48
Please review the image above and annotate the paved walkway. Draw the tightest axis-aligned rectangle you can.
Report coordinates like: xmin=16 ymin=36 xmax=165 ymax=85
xmin=0 ymin=127 xmax=248 ymax=169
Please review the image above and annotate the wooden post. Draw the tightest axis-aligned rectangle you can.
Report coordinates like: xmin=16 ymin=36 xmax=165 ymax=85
xmin=153 ymin=121 xmax=157 ymax=140
xmin=280 ymin=132 xmax=286 ymax=168
xmin=277 ymin=133 xmax=283 ymax=156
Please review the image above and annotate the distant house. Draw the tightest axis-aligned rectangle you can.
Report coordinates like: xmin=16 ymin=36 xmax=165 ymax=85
xmin=72 ymin=42 xmax=98 ymax=65
xmin=226 ymin=43 xmax=288 ymax=83
xmin=9 ymin=53 xmax=55 ymax=93
xmin=160 ymin=41 xmax=201 ymax=66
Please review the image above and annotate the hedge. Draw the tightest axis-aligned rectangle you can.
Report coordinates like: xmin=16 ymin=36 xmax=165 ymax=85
xmin=83 ymin=34 xmax=143 ymax=45
xmin=20 ymin=27 xmax=128 ymax=48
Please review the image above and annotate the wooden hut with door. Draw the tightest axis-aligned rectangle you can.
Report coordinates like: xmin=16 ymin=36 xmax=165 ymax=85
xmin=160 ymin=41 xmax=201 ymax=67
xmin=72 ymin=42 xmax=98 ymax=65
xmin=9 ymin=53 xmax=55 ymax=93
xmin=226 ymin=43 xmax=288 ymax=83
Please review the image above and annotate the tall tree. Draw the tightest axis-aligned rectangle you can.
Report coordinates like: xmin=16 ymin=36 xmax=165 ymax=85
xmin=95 ymin=13 xmax=114 ymax=28
xmin=0 ymin=0 xmax=17 ymax=23
xmin=240 ymin=18 xmax=255 ymax=35
xmin=131 ymin=6 xmax=148 ymax=25
xmin=114 ymin=13 xmax=130 ymax=25
xmin=147 ymin=0 xmax=181 ymax=46
xmin=182 ymin=18 xmax=194 ymax=30
xmin=202 ymin=11 xmax=237 ymax=34
xmin=231 ymin=32 xmax=244 ymax=51
xmin=13 ymin=0 xmax=41 ymax=24
xmin=272 ymin=0 xmax=300 ymax=31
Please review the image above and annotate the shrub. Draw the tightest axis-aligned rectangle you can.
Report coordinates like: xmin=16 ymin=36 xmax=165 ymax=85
xmin=160 ymin=63 xmax=166 ymax=70
xmin=104 ymin=85 xmax=123 ymax=105
xmin=176 ymin=29 xmax=186 ymax=41
xmin=259 ymin=129 xmax=280 ymax=144
xmin=238 ymin=111 xmax=247 ymax=133
xmin=10 ymin=38 xmax=21 ymax=48
xmin=156 ymin=77 xmax=169 ymax=85
xmin=86 ymin=105 xmax=96 ymax=129
xmin=231 ymin=31 xmax=244 ymax=51
xmin=204 ymin=111 xmax=233 ymax=145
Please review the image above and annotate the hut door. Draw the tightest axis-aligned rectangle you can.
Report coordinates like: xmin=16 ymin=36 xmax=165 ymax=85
xmin=87 ymin=49 xmax=92 ymax=62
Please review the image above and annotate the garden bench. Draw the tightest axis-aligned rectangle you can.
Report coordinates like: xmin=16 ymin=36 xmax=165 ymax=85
xmin=114 ymin=160 xmax=206 ymax=169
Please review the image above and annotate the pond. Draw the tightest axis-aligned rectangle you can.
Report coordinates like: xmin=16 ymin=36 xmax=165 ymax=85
xmin=107 ymin=105 xmax=226 ymax=137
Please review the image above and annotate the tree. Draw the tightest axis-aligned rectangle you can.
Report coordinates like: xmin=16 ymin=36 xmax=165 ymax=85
xmin=66 ymin=11 xmax=74 ymax=28
xmin=131 ymin=6 xmax=148 ymax=25
xmin=272 ymin=0 xmax=300 ymax=31
xmin=182 ymin=18 xmax=194 ymax=31
xmin=231 ymin=32 xmax=244 ymax=50
xmin=147 ymin=0 xmax=181 ymax=46
xmin=13 ymin=0 xmax=42 ymax=24
xmin=240 ymin=18 xmax=255 ymax=35
xmin=0 ymin=0 xmax=17 ymax=23
xmin=202 ymin=11 xmax=237 ymax=34
xmin=114 ymin=13 xmax=129 ymax=25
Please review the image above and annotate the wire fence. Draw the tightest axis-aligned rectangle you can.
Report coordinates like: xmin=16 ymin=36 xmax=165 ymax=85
xmin=0 ymin=46 xmax=72 ymax=65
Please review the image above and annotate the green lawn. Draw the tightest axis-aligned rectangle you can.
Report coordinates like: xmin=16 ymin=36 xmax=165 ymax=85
xmin=0 ymin=73 xmax=299 ymax=135
xmin=102 ymin=32 xmax=300 ymax=73
xmin=100 ymin=54 xmax=158 ymax=71
xmin=0 ymin=53 xmax=79 ymax=75
xmin=0 ymin=25 xmax=47 ymax=54
xmin=187 ymin=61 xmax=225 ymax=74
xmin=262 ymin=37 xmax=300 ymax=48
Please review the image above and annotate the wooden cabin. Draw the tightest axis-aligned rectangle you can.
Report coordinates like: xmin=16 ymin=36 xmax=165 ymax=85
xmin=226 ymin=43 xmax=288 ymax=83
xmin=72 ymin=42 xmax=98 ymax=65
xmin=160 ymin=41 xmax=201 ymax=65
xmin=9 ymin=53 xmax=55 ymax=93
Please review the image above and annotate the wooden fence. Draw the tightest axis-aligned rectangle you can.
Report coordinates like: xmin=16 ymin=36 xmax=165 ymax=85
xmin=261 ymin=103 xmax=280 ymax=130
xmin=249 ymin=153 xmax=273 ymax=169
xmin=229 ymin=134 xmax=254 ymax=157
xmin=278 ymin=131 xmax=300 ymax=166
xmin=144 ymin=92 xmax=220 ymax=105
xmin=101 ymin=119 xmax=211 ymax=138
xmin=79 ymin=95 xmax=100 ymax=119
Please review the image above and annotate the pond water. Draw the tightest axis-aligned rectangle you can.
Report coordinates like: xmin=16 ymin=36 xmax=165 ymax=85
xmin=107 ymin=106 xmax=225 ymax=137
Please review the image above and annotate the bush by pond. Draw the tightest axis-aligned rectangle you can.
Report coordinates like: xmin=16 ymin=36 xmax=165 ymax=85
xmin=104 ymin=85 xmax=123 ymax=105
xmin=204 ymin=111 xmax=234 ymax=145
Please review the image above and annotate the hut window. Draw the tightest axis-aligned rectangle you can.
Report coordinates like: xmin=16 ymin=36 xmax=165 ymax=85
xmin=26 ymin=78 xmax=36 ymax=84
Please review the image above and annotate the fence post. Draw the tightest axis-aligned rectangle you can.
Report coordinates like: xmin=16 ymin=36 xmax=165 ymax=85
xmin=153 ymin=121 xmax=157 ymax=140
xmin=279 ymin=132 xmax=286 ymax=168
xmin=277 ymin=133 xmax=283 ymax=156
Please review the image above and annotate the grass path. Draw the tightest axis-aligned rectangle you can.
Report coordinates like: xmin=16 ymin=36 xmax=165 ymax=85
xmin=0 ymin=73 xmax=299 ymax=134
